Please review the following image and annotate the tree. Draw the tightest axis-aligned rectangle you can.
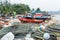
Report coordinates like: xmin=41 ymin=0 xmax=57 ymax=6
xmin=42 ymin=11 xmax=48 ymax=15
xmin=12 ymin=4 xmax=31 ymax=14
xmin=0 ymin=1 xmax=31 ymax=15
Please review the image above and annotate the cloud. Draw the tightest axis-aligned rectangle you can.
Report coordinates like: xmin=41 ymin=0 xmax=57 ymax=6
xmin=10 ymin=0 xmax=60 ymax=11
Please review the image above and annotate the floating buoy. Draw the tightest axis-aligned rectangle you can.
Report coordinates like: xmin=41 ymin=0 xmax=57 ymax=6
xmin=39 ymin=24 xmax=45 ymax=31
xmin=43 ymin=33 xmax=50 ymax=39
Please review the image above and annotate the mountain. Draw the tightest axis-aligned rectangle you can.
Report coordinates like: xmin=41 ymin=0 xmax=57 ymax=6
xmin=48 ymin=11 xmax=60 ymax=14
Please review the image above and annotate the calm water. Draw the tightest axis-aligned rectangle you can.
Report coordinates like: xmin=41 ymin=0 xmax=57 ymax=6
xmin=49 ymin=12 xmax=60 ymax=21
xmin=53 ymin=15 xmax=60 ymax=21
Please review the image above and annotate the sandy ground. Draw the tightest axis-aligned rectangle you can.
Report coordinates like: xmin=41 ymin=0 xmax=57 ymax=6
xmin=44 ymin=17 xmax=60 ymax=26
xmin=57 ymin=37 xmax=60 ymax=40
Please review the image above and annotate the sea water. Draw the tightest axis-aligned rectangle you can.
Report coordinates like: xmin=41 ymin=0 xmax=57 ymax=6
xmin=54 ymin=15 xmax=60 ymax=21
xmin=49 ymin=12 xmax=60 ymax=21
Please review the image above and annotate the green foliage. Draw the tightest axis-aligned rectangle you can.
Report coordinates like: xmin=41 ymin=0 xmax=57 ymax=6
xmin=0 ymin=1 xmax=31 ymax=15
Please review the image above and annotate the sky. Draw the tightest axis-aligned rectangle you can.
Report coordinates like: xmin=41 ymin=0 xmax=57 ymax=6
xmin=2 ymin=0 xmax=60 ymax=11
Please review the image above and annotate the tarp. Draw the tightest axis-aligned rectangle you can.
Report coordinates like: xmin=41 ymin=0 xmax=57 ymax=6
xmin=1 ymin=32 xmax=14 ymax=40
xmin=13 ymin=12 xmax=16 ymax=17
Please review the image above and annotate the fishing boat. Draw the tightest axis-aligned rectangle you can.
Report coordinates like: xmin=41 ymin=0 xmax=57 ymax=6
xmin=18 ymin=13 xmax=51 ymax=23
